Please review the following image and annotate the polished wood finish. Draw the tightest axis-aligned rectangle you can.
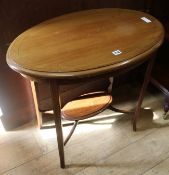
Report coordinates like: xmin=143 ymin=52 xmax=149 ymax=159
xmin=49 ymin=80 xmax=65 ymax=168
xmin=62 ymin=94 xmax=112 ymax=120
xmin=34 ymin=77 xmax=110 ymax=128
xmin=2 ymin=0 xmax=139 ymax=129
xmin=7 ymin=8 xmax=164 ymax=79
xmin=61 ymin=93 xmax=112 ymax=146
xmin=0 ymin=0 xmax=165 ymax=130
xmin=6 ymin=8 xmax=164 ymax=168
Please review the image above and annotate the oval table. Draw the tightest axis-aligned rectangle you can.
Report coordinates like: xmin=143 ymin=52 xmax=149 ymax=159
xmin=6 ymin=8 xmax=164 ymax=168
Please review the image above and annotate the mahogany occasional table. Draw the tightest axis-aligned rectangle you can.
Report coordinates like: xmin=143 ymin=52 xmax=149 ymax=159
xmin=6 ymin=8 xmax=164 ymax=168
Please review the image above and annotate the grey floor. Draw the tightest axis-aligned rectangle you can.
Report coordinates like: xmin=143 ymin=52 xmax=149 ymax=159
xmin=0 ymin=85 xmax=169 ymax=175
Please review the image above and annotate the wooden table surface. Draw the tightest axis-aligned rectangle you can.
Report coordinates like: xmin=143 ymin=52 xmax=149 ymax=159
xmin=7 ymin=8 xmax=164 ymax=79
xmin=6 ymin=8 xmax=165 ymax=168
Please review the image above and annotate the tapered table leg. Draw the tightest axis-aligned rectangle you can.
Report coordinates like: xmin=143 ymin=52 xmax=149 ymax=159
xmin=49 ymin=80 xmax=65 ymax=168
xmin=133 ymin=57 xmax=155 ymax=131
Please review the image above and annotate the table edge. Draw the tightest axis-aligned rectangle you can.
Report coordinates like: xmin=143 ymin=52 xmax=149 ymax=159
xmin=6 ymin=36 xmax=164 ymax=80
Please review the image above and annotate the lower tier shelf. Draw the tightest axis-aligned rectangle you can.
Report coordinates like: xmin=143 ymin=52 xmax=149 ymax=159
xmin=61 ymin=92 xmax=112 ymax=121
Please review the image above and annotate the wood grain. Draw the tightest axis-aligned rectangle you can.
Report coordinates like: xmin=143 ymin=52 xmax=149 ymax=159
xmin=7 ymin=8 xmax=164 ymax=79
xmin=62 ymin=94 xmax=112 ymax=120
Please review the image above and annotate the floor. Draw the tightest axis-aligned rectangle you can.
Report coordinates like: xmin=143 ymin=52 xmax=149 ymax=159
xmin=0 ymin=85 xmax=169 ymax=175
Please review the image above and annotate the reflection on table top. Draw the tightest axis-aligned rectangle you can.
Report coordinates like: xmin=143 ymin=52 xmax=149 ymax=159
xmin=7 ymin=8 xmax=164 ymax=79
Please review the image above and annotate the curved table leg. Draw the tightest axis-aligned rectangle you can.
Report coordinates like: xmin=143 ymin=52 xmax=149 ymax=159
xmin=49 ymin=80 xmax=65 ymax=168
xmin=64 ymin=120 xmax=78 ymax=146
xmin=133 ymin=57 xmax=154 ymax=131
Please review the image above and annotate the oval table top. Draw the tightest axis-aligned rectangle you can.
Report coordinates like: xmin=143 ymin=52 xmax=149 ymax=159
xmin=7 ymin=8 xmax=164 ymax=79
